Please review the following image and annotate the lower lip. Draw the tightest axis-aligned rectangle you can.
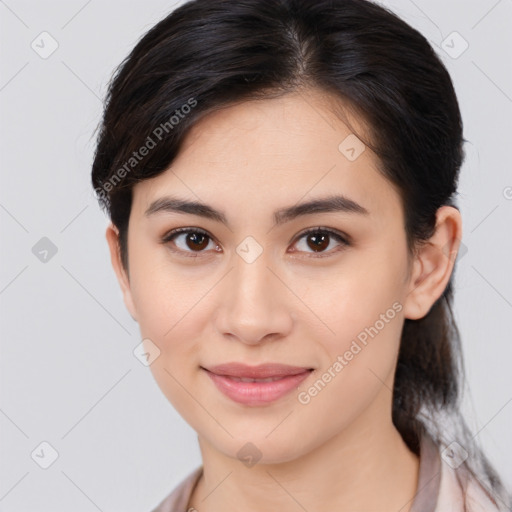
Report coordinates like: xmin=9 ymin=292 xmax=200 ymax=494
xmin=203 ymin=369 xmax=312 ymax=406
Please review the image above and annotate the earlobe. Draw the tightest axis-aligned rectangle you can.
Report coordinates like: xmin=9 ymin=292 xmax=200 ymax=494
xmin=403 ymin=206 xmax=462 ymax=320
xmin=105 ymin=223 xmax=138 ymax=322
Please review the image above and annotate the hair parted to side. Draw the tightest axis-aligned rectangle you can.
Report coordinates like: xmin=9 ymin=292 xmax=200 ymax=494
xmin=91 ymin=0 xmax=511 ymax=509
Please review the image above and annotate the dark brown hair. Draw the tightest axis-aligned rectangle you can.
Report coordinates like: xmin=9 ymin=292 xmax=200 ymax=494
xmin=91 ymin=0 xmax=511 ymax=508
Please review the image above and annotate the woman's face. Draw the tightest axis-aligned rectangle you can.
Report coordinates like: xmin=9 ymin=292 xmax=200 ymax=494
xmin=114 ymin=89 xmax=418 ymax=463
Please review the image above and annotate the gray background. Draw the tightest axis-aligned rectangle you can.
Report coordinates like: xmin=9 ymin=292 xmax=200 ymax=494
xmin=0 ymin=0 xmax=511 ymax=510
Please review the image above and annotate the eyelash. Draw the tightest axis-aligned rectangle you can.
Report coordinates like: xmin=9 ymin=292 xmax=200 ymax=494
xmin=160 ymin=226 xmax=350 ymax=259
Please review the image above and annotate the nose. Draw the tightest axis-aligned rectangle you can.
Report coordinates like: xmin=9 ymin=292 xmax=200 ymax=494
xmin=213 ymin=250 xmax=294 ymax=346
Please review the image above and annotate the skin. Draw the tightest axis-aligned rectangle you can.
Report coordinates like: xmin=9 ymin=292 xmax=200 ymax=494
xmin=106 ymin=87 xmax=462 ymax=512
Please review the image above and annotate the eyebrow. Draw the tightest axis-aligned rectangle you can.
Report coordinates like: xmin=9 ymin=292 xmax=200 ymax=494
xmin=144 ymin=194 xmax=369 ymax=227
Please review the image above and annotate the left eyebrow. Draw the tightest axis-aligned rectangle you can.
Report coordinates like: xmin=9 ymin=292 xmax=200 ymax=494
xmin=144 ymin=194 xmax=370 ymax=229
xmin=273 ymin=194 xmax=369 ymax=225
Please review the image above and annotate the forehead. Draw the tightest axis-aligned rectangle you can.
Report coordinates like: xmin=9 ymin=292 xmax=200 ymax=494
xmin=131 ymin=89 xmax=404 ymax=226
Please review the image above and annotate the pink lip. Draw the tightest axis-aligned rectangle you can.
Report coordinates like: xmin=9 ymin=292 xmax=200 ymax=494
xmin=202 ymin=363 xmax=313 ymax=406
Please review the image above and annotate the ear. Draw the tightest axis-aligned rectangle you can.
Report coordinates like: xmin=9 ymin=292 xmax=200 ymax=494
xmin=105 ymin=223 xmax=138 ymax=322
xmin=403 ymin=205 xmax=462 ymax=320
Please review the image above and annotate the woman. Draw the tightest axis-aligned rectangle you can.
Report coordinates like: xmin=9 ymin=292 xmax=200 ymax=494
xmin=91 ymin=0 xmax=511 ymax=510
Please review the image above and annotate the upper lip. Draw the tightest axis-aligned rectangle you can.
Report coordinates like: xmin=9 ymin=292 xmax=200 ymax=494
xmin=203 ymin=362 xmax=313 ymax=379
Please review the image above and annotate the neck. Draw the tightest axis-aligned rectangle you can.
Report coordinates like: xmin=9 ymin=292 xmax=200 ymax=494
xmin=188 ymin=391 xmax=420 ymax=512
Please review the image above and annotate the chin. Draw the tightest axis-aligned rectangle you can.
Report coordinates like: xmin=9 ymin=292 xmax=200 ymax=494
xmin=205 ymin=431 xmax=315 ymax=467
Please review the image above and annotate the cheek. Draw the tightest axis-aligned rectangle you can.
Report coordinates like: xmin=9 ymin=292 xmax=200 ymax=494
xmin=314 ymin=293 xmax=403 ymax=395
xmin=128 ymin=250 xmax=218 ymax=382
xmin=305 ymin=262 xmax=403 ymax=338
xmin=294 ymin=276 xmax=405 ymax=438
xmin=128 ymin=244 xmax=206 ymax=337
xmin=132 ymin=263 xmax=206 ymax=420
xmin=296 ymin=250 xmax=407 ymax=394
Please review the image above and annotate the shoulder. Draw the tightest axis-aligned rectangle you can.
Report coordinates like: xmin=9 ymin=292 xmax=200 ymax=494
xmin=414 ymin=432 xmax=509 ymax=512
xmin=437 ymin=457 xmax=506 ymax=512
xmin=149 ymin=466 xmax=203 ymax=512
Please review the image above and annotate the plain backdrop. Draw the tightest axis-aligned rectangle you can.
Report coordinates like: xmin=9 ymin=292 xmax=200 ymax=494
xmin=1 ymin=0 xmax=511 ymax=510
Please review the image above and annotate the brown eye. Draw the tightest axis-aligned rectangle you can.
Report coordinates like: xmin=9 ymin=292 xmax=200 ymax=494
xmin=292 ymin=228 xmax=349 ymax=257
xmin=306 ymin=232 xmax=330 ymax=252
xmin=184 ymin=232 xmax=209 ymax=251
xmin=161 ymin=226 xmax=349 ymax=259
xmin=162 ymin=228 xmax=218 ymax=256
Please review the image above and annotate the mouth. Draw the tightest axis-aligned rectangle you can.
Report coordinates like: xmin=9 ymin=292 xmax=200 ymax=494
xmin=201 ymin=363 xmax=314 ymax=405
